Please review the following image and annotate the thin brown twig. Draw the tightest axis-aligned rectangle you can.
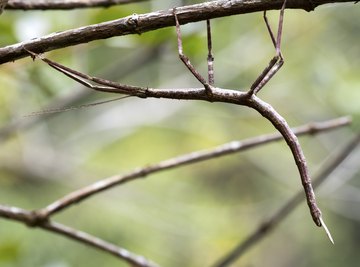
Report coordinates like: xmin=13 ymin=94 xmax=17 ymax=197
xmin=0 ymin=0 xmax=356 ymax=65
xmin=0 ymin=0 xmax=8 ymax=14
xmin=0 ymin=205 xmax=159 ymax=267
xmin=212 ymin=131 xmax=360 ymax=267
xmin=172 ymin=0 xmax=328 ymax=232
xmin=33 ymin=116 xmax=351 ymax=219
xmin=249 ymin=96 xmax=323 ymax=227
xmin=0 ymin=1 xmax=355 ymax=264
xmin=6 ymin=0 xmax=147 ymax=10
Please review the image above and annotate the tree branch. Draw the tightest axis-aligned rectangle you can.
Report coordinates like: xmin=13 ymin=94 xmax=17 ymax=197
xmin=0 ymin=0 xmax=356 ymax=65
xmin=0 ymin=205 xmax=159 ymax=267
xmin=212 ymin=131 xmax=360 ymax=267
xmin=32 ymin=116 xmax=350 ymax=219
xmin=6 ymin=0 xmax=147 ymax=10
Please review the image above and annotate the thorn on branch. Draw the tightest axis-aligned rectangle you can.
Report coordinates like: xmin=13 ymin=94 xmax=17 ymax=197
xmin=126 ymin=13 xmax=141 ymax=35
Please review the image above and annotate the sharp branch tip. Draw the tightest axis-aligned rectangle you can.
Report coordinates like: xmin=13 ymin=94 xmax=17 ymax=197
xmin=320 ymin=217 xmax=334 ymax=244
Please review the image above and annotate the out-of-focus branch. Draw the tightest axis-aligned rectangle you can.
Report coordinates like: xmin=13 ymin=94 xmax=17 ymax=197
xmin=0 ymin=0 xmax=356 ymax=65
xmin=33 ymin=116 xmax=350 ymax=219
xmin=0 ymin=204 xmax=159 ymax=267
xmin=6 ymin=0 xmax=147 ymax=10
xmin=0 ymin=117 xmax=352 ymax=266
xmin=212 ymin=131 xmax=360 ymax=267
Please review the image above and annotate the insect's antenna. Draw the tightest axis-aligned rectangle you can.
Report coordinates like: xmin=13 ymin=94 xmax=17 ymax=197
xmin=25 ymin=96 xmax=131 ymax=117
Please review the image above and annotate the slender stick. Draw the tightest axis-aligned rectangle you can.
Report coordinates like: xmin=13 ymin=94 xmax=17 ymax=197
xmin=25 ymin=96 xmax=131 ymax=117
xmin=26 ymin=49 xmax=148 ymax=97
xmin=1 ymin=0 xmax=350 ymax=65
xmin=212 ymin=132 xmax=360 ymax=267
xmin=248 ymin=0 xmax=286 ymax=95
xmin=0 ymin=205 xmax=159 ymax=267
xmin=0 ymin=0 xmax=8 ymax=14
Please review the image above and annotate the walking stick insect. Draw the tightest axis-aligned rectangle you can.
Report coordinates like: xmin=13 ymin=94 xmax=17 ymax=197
xmin=25 ymin=0 xmax=333 ymax=243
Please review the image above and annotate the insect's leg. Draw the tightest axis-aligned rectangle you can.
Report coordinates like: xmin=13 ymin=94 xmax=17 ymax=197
xmin=207 ymin=19 xmax=214 ymax=86
xmin=248 ymin=0 xmax=287 ymax=95
xmin=173 ymin=9 xmax=212 ymax=93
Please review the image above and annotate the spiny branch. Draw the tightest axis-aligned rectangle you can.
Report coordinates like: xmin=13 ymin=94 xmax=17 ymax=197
xmin=0 ymin=0 xmax=356 ymax=65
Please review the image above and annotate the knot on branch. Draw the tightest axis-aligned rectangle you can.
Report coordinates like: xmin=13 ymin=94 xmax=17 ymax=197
xmin=126 ymin=13 xmax=141 ymax=35
xmin=26 ymin=210 xmax=50 ymax=227
xmin=305 ymin=0 xmax=316 ymax=11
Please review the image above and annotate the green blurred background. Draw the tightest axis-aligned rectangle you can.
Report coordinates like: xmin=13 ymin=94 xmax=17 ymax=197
xmin=0 ymin=1 xmax=360 ymax=266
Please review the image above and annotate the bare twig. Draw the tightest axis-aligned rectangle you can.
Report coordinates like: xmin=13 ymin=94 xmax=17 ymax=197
xmin=212 ymin=131 xmax=360 ymax=267
xmin=0 ymin=0 xmax=356 ymax=264
xmin=32 ymin=116 xmax=350 ymax=220
xmin=248 ymin=96 xmax=324 ymax=228
xmin=0 ymin=205 xmax=159 ymax=267
xmin=5 ymin=0 xmax=147 ymax=10
xmin=206 ymin=19 xmax=214 ymax=85
xmin=42 ymin=222 xmax=159 ymax=267
xmin=0 ymin=0 xmax=356 ymax=65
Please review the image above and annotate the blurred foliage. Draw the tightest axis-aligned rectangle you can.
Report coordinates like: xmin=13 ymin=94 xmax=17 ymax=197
xmin=0 ymin=1 xmax=360 ymax=267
